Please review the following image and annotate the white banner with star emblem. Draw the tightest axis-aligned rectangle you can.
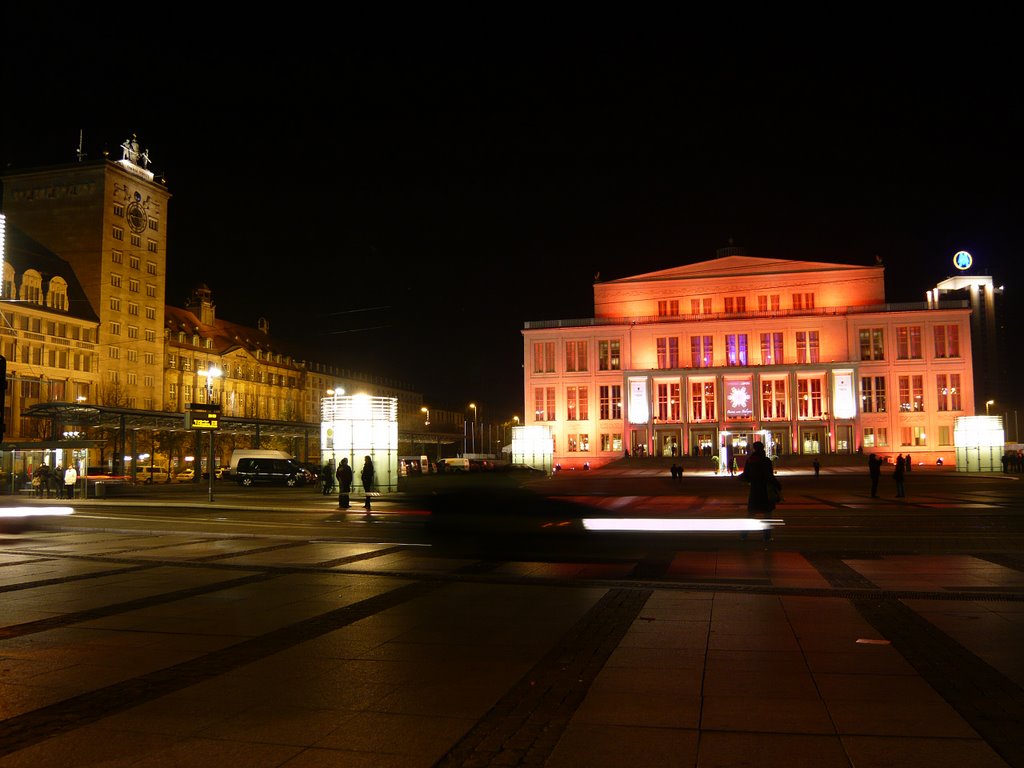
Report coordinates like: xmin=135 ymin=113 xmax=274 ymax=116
xmin=724 ymin=377 xmax=753 ymax=419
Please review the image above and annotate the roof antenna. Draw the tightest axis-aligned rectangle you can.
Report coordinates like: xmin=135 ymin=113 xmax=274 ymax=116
xmin=76 ymin=129 xmax=86 ymax=162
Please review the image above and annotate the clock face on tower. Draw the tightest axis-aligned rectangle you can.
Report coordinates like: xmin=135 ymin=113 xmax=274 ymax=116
xmin=126 ymin=201 xmax=147 ymax=233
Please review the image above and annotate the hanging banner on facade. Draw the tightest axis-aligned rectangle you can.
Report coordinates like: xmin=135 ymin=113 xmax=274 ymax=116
xmin=724 ymin=378 xmax=753 ymax=419
xmin=628 ymin=378 xmax=649 ymax=425
xmin=832 ymin=371 xmax=856 ymax=419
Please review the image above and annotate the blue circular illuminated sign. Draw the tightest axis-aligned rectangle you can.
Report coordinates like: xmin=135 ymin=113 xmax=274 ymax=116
xmin=953 ymin=250 xmax=973 ymax=270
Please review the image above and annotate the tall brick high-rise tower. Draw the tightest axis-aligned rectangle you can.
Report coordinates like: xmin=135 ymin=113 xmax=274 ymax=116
xmin=2 ymin=136 xmax=170 ymax=410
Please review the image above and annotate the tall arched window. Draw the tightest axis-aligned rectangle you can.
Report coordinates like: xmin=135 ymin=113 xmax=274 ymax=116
xmin=46 ymin=276 xmax=69 ymax=311
xmin=20 ymin=269 xmax=43 ymax=305
xmin=2 ymin=262 xmax=14 ymax=299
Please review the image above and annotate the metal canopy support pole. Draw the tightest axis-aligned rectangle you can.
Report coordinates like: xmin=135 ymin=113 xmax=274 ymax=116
xmin=118 ymin=414 xmax=127 ymax=476
xmin=208 ymin=430 xmax=215 ymax=502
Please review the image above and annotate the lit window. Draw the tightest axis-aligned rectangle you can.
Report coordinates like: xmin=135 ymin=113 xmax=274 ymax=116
xmin=598 ymin=340 xmax=620 ymax=371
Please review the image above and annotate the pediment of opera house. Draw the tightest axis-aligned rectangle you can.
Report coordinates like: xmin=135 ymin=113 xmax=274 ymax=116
xmin=597 ymin=255 xmax=878 ymax=285
xmin=592 ymin=254 xmax=887 ymax=319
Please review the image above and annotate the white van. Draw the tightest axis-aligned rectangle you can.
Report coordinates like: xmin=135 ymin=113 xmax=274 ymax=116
xmin=136 ymin=466 xmax=170 ymax=484
xmin=227 ymin=450 xmax=293 ymax=477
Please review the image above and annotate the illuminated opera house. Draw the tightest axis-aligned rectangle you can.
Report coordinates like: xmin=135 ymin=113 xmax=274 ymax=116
xmin=521 ymin=250 xmax=981 ymax=470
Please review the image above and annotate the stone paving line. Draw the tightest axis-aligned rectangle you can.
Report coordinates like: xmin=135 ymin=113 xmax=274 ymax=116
xmin=0 ymin=532 xmax=1021 ymax=766
xmin=809 ymin=554 xmax=1024 ymax=768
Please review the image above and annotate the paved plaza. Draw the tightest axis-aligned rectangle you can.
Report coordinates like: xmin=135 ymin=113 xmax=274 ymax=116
xmin=0 ymin=462 xmax=1022 ymax=767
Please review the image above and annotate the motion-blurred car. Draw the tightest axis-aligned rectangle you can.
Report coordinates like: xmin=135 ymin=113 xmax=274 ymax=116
xmin=296 ymin=462 xmax=321 ymax=484
xmin=173 ymin=468 xmax=195 ymax=482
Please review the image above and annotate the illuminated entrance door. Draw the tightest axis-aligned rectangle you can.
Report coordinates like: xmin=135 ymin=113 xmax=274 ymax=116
xmin=801 ymin=429 xmax=822 ymax=455
xmin=691 ymin=430 xmax=715 ymax=458
xmin=835 ymin=425 xmax=853 ymax=453
xmin=630 ymin=429 xmax=649 ymax=457
xmin=768 ymin=430 xmax=788 ymax=457
xmin=658 ymin=431 xmax=682 ymax=457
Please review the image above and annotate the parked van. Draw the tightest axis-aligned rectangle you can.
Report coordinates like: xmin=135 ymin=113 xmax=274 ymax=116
xmin=227 ymin=450 xmax=292 ymax=477
xmin=234 ymin=457 xmax=309 ymax=487
xmin=136 ymin=466 xmax=170 ymax=484
xmin=438 ymin=457 xmax=470 ymax=473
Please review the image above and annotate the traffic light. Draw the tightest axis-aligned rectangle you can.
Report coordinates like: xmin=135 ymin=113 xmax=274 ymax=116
xmin=0 ymin=355 xmax=6 ymax=443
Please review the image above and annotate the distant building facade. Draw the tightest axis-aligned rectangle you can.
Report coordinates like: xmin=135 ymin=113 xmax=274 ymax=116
xmin=1 ymin=222 xmax=100 ymax=439
xmin=0 ymin=141 xmax=461 ymax=476
xmin=929 ymin=273 xmax=1007 ymax=415
xmin=2 ymin=143 xmax=170 ymax=412
xmin=522 ymin=253 xmax=976 ymax=469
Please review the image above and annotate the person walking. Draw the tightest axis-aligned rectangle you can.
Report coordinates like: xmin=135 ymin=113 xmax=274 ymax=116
xmin=868 ymin=454 xmax=881 ymax=498
xmin=54 ymin=465 xmax=64 ymax=499
xmin=903 ymin=454 xmax=912 ymax=473
xmin=894 ymin=454 xmax=906 ymax=498
xmin=336 ymin=457 xmax=353 ymax=509
xmin=360 ymin=455 xmax=376 ymax=514
xmin=63 ymin=464 xmax=78 ymax=499
xmin=813 ymin=458 xmax=821 ymax=477
xmin=739 ymin=441 xmax=779 ymax=543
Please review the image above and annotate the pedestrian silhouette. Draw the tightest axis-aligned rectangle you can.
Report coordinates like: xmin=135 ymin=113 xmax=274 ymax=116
xmin=739 ymin=441 xmax=779 ymax=543
xmin=894 ymin=454 xmax=906 ymax=498
xmin=321 ymin=460 xmax=335 ymax=496
xmin=336 ymin=457 xmax=353 ymax=509
xmin=868 ymin=454 xmax=881 ymax=498
xmin=361 ymin=455 xmax=376 ymax=514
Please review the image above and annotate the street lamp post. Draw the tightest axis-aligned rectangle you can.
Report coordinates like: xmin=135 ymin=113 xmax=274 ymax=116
xmin=421 ymin=406 xmax=438 ymax=466
xmin=469 ymin=403 xmax=477 ymax=454
xmin=986 ymin=399 xmax=995 ymax=416
xmin=200 ymin=366 xmax=222 ymax=502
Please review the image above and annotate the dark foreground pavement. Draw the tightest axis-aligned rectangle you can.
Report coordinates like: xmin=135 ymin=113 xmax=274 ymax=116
xmin=0 ymin=462 xmax=1022 ymax=767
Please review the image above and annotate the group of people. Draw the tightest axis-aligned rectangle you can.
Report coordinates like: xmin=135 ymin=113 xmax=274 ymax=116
xmin=30 ymin=465 xmax=79 ymax=498
xmin=868 ymin=453 xmax=912 ymax=498
xmin=322 ymin=455 xmax=376 ymax=515
xmin=1001 ymin=450 xmax=1024 ymax=473
xmin=668 ymin=463 xmax=684 ymax=480
xmin=703 ymin=443 xmax=925 ymax=546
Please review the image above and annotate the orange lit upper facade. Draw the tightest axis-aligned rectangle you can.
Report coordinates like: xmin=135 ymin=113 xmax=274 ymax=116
xmin=522 ymin=255 xmax=974 ymax=468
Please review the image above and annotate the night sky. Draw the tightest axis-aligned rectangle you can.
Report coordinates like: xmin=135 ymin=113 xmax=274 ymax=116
xmin=3 ymin=28 xmax=1022 ymax=420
